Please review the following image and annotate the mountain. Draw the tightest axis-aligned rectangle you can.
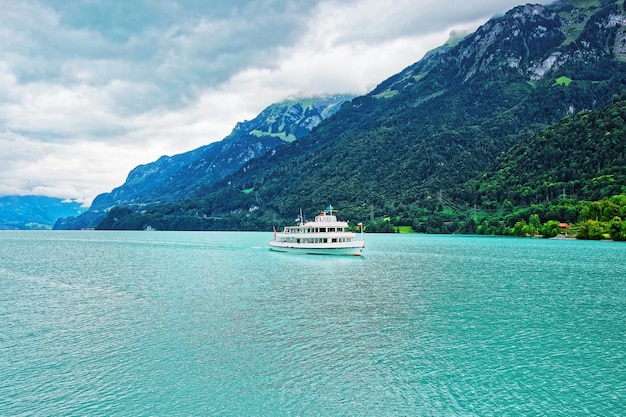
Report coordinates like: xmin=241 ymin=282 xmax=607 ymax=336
xmin=0 ymin=196 xmax=83 ymax=230
xmin=466 ymin=94 xmax=626 ymax=206
xmin=54 ymin=95 xmax=353 ymax=230
xmin=96 ymin=0 xmax=626 ymax=232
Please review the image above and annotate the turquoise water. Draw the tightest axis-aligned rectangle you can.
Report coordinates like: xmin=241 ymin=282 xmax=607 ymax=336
xmin=0 ymin=231 xmax=624 ymax=416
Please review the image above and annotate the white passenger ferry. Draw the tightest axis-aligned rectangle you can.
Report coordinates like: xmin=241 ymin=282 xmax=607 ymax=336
xmin=269 ymin=207 xmax=365 ymax=256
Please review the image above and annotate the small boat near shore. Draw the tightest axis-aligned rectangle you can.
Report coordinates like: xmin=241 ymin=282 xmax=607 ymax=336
xmin=269 ymin=207 xmax=365 ymax=256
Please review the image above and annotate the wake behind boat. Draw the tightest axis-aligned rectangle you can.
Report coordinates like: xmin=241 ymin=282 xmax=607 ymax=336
xmin=269 ymin=207 xmax=365 ymax=256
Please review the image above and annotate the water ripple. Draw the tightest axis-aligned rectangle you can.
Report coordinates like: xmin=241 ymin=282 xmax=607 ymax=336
xmin=1 ymin=232 xmax=625 ymax=416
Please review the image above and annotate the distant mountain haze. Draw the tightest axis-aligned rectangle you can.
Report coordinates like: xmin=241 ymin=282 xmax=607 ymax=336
xmin=0 ymin=196 xmax=82 ymax=230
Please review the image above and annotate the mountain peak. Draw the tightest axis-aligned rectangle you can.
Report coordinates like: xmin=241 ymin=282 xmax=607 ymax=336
xmin=455 ymin=3 xmax=563 ymax=81
xmin=55 ymin=95 xmax=353 ymax=229
xmin=372 ymin=0 xmax=625 ymax=98
xmin=58 ymin=1 xmax=626 ymax=231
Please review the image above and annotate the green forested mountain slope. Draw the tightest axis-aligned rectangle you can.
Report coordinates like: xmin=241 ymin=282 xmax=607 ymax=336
xmin=96 ymin=1 xmax=626 ymax=232
xmin=461 ymin=94 xmax=626 ymax=238
xmin=96 ymin=93 xmax=626 ymax=234
xmin=54 ymin=95 xmax=352 ymax=229
xmin=466 ymin=96 xmax=626 ymax=207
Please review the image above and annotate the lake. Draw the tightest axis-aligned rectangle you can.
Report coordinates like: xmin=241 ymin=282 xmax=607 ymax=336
xmin=1 ymin=231 xmax=624 ymax=416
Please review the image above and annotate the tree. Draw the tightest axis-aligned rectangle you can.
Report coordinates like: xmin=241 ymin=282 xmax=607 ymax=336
xmin=513 ymin=220 xmax=528 ymax=236
xmin=609 ymin=217 xmax=626 ymax=241
xmin=523 ymin=223 xmax=536 ymax=237
xmin=577 ymin=220 xmax=605 ymax=240
xmin=96 ymin=207 xmax=135 ymax=230
xmin=513 ymin=219 xmax=537 ymax=237
xmin=365 ymin=219 xmax=395 ymax=233
xmin=540 ymin=220 xmax=561 ymax=238
xmin=529 ymin=214 xmax=541 ymax=235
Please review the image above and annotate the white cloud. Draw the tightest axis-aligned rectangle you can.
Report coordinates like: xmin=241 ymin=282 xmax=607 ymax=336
xmin=0 ymin=0 xmax=543 ymax=205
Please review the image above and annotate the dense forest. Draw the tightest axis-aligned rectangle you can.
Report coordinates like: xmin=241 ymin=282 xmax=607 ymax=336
xmin=94 ymin=1 xmax=626 ymax=240
xmin=97 ymin=95 xmax=626 ymax=240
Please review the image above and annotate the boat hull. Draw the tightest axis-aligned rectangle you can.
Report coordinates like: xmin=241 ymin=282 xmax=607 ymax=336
xmin=268 ymin=240 xmax=365 ymax=256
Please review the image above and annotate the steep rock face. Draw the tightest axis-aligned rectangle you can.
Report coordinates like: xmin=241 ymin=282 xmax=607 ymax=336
xmin=458 ymin=5 xmax=564 ymax=80
xmin=54 ymin=95 xmax=352 ymax=229
xmin=373 ymin=2 xmax=625 ymax=95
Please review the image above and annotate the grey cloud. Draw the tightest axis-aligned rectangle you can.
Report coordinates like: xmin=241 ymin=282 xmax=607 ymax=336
xmin=330 ymin=0 xmax=544 ymax=46
xmin=0 ymin=0 xmax=550 ymax=202
xmin=3 ymin=0 xmax=322 ymax=112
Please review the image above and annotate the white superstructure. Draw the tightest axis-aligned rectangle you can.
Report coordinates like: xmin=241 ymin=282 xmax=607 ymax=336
xmin=269 ymin=208 xmax=365 ymax=256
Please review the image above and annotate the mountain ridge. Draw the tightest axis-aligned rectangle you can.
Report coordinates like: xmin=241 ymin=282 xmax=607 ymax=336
xmin=0 ymin=196 xmax=83 ymax=230
xmin=220 ymin=1 xmax=626 ymax=208
xmin=54 ymin=95 xmax=353 ymax=229
xmin=65 ymin=0 xmax=626 ymax=232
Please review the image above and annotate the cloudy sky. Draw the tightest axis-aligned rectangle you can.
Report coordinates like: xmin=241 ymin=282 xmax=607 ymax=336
xmin=0 ymin=0 xmax=545 ymax=206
